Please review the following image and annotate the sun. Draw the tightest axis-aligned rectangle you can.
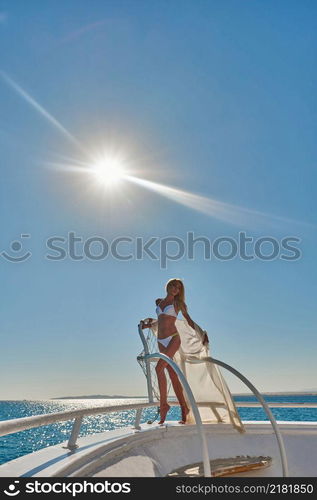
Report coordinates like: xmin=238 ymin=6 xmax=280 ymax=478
xmin=91 ymin=155 xmax=126 ymax=188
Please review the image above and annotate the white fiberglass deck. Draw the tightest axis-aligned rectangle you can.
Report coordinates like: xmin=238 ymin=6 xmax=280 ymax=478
xmin=0 ymin=421 xmax=316 ymax=478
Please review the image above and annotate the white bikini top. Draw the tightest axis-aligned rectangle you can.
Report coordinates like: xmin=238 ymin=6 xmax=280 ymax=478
xmin=156 ymin=301 xmax=178 ymax=318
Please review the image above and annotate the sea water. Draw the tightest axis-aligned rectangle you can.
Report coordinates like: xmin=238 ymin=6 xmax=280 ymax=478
xmin=0 ymin=395 xmax=317 ymax=466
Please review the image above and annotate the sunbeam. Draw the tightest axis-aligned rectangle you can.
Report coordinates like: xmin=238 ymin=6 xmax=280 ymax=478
xmin=0 ymin=71 xmax=87 ymax=155
xmin=125 ymin=175 xmax=309 ymax=229
xmin=45 ymin=150 xmax=128 ymax=190
xmin=45 ymin=149 xmax=309 ymax=230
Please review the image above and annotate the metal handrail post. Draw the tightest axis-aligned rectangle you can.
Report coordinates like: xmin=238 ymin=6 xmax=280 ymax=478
xmin=134 ymin=408 xmax=143 ymax=430
xmin=66 ymin=416 xmax=83 ymax=450
xmin=142 ymin=352 xmax=211 ymax=477
xmin=203 ymin=357 xmax=289 ymax=477
xmin=138 ymin=322 xmax=154 ymax=403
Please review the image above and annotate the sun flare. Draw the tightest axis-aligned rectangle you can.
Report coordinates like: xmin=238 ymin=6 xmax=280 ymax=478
xmin=92 ymin=155 xmax=126 ymax=187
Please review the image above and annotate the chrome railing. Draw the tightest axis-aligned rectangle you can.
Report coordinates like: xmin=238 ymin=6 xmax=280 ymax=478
xmin=0 ymin=398 xmax=212 ymax=477
xmin=136 ymin=322 xmax=289 ymax=476
xmin=138 ymin=322 xmax=154 ymax=403
xmin=139 ymin=352 xmax=212 ymax=476
xmin=0 ymin=401 xmax=158 ymax=449
xmin=204 ymin=357 xmax=289 ymax=476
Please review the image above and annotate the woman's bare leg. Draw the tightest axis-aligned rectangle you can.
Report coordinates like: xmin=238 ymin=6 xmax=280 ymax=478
xmin=155 ymin=359 xmax=170 ymax=423
xmin=166 ymin=364 xmax=189 ymax=423
xmin=165 ymin=364 xmax=186 ymax=406
xmin=156 ymin=335 xmax=189 ymax=424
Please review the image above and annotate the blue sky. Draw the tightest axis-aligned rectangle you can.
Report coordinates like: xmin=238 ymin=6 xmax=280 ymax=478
xmin=1 ymin=0 xmax=316 ymax=399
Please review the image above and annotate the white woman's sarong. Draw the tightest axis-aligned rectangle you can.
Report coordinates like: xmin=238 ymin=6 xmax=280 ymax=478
xmin=150 ymin=318 xmax=245 ymax=432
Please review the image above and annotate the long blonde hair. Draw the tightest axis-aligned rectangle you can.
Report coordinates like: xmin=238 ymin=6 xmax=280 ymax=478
xmin=165 ymin=278 xmax=187 ymax=315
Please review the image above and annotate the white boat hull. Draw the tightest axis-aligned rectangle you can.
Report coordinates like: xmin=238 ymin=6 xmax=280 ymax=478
xmin=1 ymin=421 xmax=316 ymax=477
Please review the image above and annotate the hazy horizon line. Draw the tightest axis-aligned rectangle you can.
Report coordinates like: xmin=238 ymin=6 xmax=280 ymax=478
xmin=1 ymin=389 xmax=317 ymax=401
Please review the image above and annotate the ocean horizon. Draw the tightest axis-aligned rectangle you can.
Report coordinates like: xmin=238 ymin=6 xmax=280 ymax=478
xmin=1 ymin=390 xmax=317 ymax=402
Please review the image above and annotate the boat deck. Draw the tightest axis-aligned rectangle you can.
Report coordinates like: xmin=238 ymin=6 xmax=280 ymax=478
xmin=1 ymin=421 xmax=317 ymax=478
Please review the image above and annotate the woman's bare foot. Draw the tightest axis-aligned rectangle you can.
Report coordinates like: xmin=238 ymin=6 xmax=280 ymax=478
xmin=179 ymin=404 xmax=190 ymax=424
xmin=159 ymin=403 xmax=170 ymax=424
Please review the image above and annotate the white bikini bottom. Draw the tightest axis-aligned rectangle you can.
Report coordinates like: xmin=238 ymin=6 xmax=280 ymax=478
xmin=157 ymin=332 xmax=179 ymax=348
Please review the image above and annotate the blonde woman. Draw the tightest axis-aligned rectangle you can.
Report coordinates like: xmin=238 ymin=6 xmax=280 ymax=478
xmin=141 ymin=278 xmax=208 ymax=424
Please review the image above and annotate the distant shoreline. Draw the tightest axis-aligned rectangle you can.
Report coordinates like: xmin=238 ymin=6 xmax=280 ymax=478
xmin=51 ymin=395 xmax=148 ymax=400
xmin=52 ymin=391 xmax=317 ymax=399
xmin=51 ymin=391 xmax=317 ymax=399
xmin=0 ymin=391 xmax=316 ymax=402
